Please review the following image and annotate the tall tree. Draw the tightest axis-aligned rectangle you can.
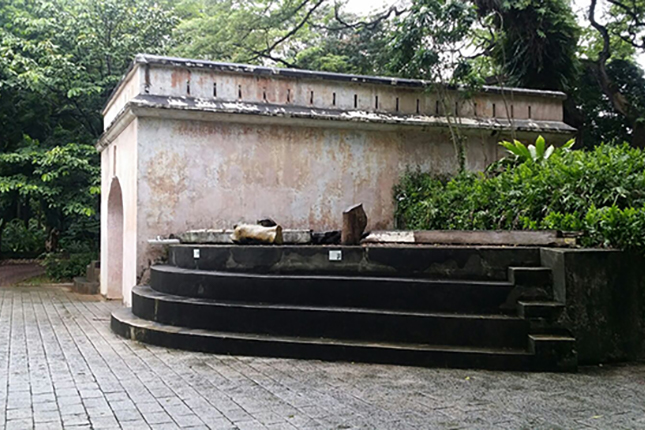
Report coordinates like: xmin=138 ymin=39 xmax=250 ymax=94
xmin=587 ymin=0 xmax=645 ymax=147
xmin=473 ymin=0 xmax=580 ymax=91
xmin=172 ymin=0 xmax=330 ymax=67
xmin=0 ymin=0 xmax=177 ymax=255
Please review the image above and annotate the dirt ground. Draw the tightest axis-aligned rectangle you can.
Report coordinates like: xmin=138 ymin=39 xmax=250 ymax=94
xmin=0 ymin=262 xmax=45 ymax=286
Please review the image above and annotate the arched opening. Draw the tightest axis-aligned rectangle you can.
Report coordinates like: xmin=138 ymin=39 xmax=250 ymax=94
xmin=107 ymin=178 xmax=124 ymax=299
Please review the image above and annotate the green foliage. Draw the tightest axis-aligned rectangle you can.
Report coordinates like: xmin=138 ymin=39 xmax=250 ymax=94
xmin=498 ymin=135 xmax=574 ymax=164
xmin=475 ymin=0 xmax=581 ymax=91
xmin=387 ymin=0 xmax=477 ymax=82
xmin=43 ymin=252 xmax=95 ymax=281
xmin=0 ymin=141 xmax=100 ymax=214
xmin=0 ymin=219 xmax=47 ymax=256
xmin=172 ymin=0 xmax=332 ymax=67
xmin=572 ymin=59 xmax=645 ymax=147
xmin=293 ymin=18 xmax=392 ymax=75
xmin=394 ymin=143 xmax=645 ymax=252
xmin=0 ymin=0 xmax=176 ymax=257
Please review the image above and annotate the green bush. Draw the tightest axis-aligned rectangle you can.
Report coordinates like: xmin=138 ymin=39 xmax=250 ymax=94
xmin=0 ymin=219 xmax=47 ymax=257
xmin=43 ymin=252 xmax=96 ymax=281
xmin=394 ymin=143 xmax=645 ymax=251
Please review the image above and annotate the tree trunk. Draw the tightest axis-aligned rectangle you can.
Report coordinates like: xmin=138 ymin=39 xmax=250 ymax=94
xmin=588 ymin=0 xmax=645 ymax=148
xmin=0 ymin=220 xmax=5 ymax=260
xmin=633 ymin=121 xmax=645 ymax=149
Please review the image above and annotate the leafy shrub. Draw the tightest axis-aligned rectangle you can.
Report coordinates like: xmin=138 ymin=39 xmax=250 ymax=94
xmin=0 ymin=219 xmax=47 ymax=257
xmin=58 ymin=216 xmax=100 ymax=254
xmin=43 ymin=252 xmax=96 ymax=281
xmin=499 ymin=135 xmax=575 ymax=164
xmin=394 ymin=143 xmax=645 ymax=251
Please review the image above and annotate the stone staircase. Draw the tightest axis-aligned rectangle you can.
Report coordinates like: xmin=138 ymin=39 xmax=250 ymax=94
xmin=111 ymin=245 xmax=577 ymax=371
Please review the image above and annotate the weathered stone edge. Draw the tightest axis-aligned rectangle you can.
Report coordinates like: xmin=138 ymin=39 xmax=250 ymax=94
xmin=97 ymin=95 xmax=575 ymax=151
xmin=133 ymin=54 xmax=568 ymax=100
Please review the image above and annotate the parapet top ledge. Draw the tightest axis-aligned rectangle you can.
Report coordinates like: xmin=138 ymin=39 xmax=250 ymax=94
xmin=109 ymin=53 xmax=567 ymax=104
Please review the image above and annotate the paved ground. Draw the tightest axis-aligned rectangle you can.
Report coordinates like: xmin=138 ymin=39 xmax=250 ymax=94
xmin=0 ymin=285 xmax=644 ymax=430
xmin=0 ymin=263 xmax=45 ymax=287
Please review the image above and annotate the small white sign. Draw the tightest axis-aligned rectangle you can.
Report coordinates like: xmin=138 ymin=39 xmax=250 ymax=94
xmin=329 ymin=250 xmax=342 ymax=261
xmin=193 ymin=249 xmax=200 ymax=259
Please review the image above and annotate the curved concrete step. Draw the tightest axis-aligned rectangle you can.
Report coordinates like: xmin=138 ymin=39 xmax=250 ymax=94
xmin=150 ymin=265 xmax=515 ymax=314
xmin=112 ymin=307 xmax=534 ymax=371
xmin=168 ymin=244 xmax=542 ymax=281
xmin=132 ymin=286 xmax=529 ymax=349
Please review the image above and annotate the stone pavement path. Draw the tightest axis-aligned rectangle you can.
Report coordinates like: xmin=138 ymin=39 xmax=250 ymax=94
xmin=0 ymin=286 xmax=645 ymax=430
xmin=0 ymin=264 xmax=45 ymax=287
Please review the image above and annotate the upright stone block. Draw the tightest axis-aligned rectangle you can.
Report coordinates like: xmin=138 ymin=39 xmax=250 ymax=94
xmin=341 ymin=204 xmax=367 ymax=245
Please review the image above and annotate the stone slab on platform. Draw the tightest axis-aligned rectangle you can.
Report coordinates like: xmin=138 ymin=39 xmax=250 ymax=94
xmin=179 ymin=229 xmax=234 ymax=244
xmin=180 ymin=229 xmax=312 ymax=244
xmin=282 ymin=229 xmax=313 ymax=244
xmin=363 ymin=230 xmax=568 ymax=246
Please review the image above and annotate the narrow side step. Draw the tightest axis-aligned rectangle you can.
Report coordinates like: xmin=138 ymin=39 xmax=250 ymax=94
xmin=111 ymin=308 xmax=533 ymax=371
xmin=529 ymin=334 xmax=577 ymax=372
xmin=508 ymin=267 xmax=553 ymax=287
xmin=518 ymin=301 xmax=564 ymax=319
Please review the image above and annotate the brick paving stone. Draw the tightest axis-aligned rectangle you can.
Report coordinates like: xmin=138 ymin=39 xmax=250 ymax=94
xmin=1 ymin=285 xmax=645 ymax=429
xmin=5 ymin=418 xmax=34 ymax=430
xmin=33 ymin=421 xmax=63 ymax=430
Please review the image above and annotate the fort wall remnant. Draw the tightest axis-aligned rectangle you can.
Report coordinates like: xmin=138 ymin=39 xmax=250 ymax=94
xmin=97 ymin=54 xmax=575 ymax=304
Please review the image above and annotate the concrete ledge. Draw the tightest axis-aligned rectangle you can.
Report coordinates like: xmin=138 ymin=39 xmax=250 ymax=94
xmin=133 ymin=54 xmax=568 ymax=99
xmin=168 ymin=244 xmax=542 ymax=281
xmin=364 ymin=230 xmax=566 ymax=246
xmin=134 ymin=95 xmax=574 ymax=131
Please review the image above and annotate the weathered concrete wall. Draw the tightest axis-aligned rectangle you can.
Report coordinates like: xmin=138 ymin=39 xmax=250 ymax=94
xmin=103 ymin=67 xmax=143 ymax=130
xmin=133 ymin=117 xmax=501 ymax=278
xmin=541 ymin=248 xmax=645 ymax=364
xmin=100 ymin=118 xmax=138 ymax=304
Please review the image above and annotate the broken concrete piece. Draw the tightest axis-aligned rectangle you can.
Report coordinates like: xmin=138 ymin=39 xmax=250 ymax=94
xmin=282 ymin=230 xmax=312 ymax=244
xmin=257 ymin=218 xmax=277 ymax=227
xmin=341 ymin=203 xmax=367 ymax=245
xmin=362 ymin=231 xmax=415 ymax=244
xmin=180 ymin=228 xmax=309 ymax=244
xmin=231 ymin=224 xmax=283 ymax=245
xmin=312 ymin=230 xmax=341 ymax=245
xmin=179 ymin=229 xmax=234 ymax=244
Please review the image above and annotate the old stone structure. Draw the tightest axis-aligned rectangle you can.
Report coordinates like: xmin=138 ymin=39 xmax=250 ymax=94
xmin=98 ymin=54 xmax=574 ymax=304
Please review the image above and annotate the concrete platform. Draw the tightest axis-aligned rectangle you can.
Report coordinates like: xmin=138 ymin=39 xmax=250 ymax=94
xmin=112 ymin=244 xmax=577 ymax=372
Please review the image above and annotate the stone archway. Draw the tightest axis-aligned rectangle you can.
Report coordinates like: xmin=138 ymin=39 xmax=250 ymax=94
xmin=107 ymin=178 xmax=124 ymax=299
